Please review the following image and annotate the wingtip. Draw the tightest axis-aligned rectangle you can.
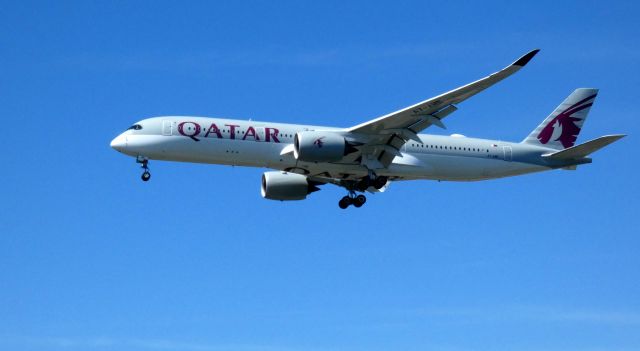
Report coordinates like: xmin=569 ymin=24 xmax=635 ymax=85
xmin=512 ymin=49 xmax=540 ymax=67
xmin=601 ymin=134 xmax=627 ymax=141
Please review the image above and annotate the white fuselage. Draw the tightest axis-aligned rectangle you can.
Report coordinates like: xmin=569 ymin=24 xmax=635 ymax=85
xmin=111 ymin=116 xmax=556 ymax=182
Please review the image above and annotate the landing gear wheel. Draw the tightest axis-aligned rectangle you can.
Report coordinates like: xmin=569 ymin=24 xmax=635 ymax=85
xmin=137 ymin=156 xmax=151 ymax=182
xmin=356 ymin=177 xmax=371 ymax=192
xmin=338 ymin=196 xmax=351 ymax=209
xmin=373 ymin=176 xmax=388 ymax=190
xmin=353 ymin=194 xmax=366 ymax=208
xmin=141 ymin=171 xmax=151 ymax=181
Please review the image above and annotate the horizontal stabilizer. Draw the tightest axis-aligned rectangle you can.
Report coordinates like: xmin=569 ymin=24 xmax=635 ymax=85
xmin=542 ymin=134 xmax=625 ymax=160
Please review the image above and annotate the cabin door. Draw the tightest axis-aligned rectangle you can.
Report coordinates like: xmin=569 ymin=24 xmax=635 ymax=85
xmin=503 ymin=146 xmax=512 ymax=161
xmin=162 ymin=120 xmax=173 ymax=136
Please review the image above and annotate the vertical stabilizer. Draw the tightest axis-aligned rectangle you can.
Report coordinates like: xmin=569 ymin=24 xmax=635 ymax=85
xmin=522 ymin=88 xmax=598 ymax=149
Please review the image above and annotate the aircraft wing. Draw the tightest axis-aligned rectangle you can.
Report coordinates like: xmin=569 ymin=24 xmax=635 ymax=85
xmin=347 ymin=49 xmax=540 ymax=167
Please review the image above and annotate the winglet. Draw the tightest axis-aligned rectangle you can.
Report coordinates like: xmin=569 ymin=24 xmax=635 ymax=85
xmin=512 ymin=49 xmax=540 ymax=67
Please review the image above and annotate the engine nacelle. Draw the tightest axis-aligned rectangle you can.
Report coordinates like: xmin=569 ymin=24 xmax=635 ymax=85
xmin=294 ymin=131 xmax=346 ymax=162
xmin=261 ymin=171 xmax=320 ymax=201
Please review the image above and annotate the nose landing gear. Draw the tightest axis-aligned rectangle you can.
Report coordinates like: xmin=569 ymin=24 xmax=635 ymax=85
xmin=136 ymin=156 xmax=151 ymax=182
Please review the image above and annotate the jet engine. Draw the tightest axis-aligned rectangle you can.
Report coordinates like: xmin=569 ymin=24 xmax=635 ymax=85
xmin=294 ymin=131 xmax=347 ymax=162
xmin=261 ymin=171 xmax=320 ymax=201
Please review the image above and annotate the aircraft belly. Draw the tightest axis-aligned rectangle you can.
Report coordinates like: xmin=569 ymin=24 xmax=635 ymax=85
xmin=485 ymin=162 xmax=549 ymax=178
xmin=132 ymin=136 xmax=282 ymax=167
xmin=422 ymin=154 xmax=492 ymax=180
xmin=388 ymin=154 xmax=549 ymax=181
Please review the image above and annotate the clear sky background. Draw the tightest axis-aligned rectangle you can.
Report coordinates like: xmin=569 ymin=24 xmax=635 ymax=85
xmin=1 ymin=1 xmax=639 ymax=351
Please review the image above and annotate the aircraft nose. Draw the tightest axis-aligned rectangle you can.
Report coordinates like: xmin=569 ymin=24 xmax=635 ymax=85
xmin=110 ymin=134 xmax=127 ymax=152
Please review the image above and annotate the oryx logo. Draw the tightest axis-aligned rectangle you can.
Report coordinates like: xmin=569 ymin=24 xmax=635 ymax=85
xmin=537 ymin=93 xmax=596 ymax=148
xmin=313 ymin=137 xmax=325 ymax=148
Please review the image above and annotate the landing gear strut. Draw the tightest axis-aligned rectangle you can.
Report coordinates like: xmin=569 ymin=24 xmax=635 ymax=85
xmin=137 ymin=156 xmax=151 ymax=182
xmin=338 ymin=191 xmax=367 ymax=209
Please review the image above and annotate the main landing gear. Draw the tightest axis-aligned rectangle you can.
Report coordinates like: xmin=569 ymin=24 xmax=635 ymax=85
xmin=337 ymin=173 xmax=387 ymax=209
xmin=339 ymin=192 xmax=367 ymax=209
xmin=136 ymin=156 xmax=151 ymax=182
xmin=356 ymin=175 xmax=388 ymax=191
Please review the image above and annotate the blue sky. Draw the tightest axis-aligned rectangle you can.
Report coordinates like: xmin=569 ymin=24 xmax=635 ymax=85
xmin=1 ymin=1 xmax=639 ymax=350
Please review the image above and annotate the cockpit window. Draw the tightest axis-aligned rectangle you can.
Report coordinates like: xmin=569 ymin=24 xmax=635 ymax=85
xmin=127 ymin=124 xmax=143 ymax=130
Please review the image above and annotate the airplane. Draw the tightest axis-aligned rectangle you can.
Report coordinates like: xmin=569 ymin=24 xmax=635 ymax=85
xmin=110 ymin=49 xmax=625 ymax=209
